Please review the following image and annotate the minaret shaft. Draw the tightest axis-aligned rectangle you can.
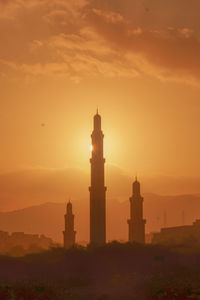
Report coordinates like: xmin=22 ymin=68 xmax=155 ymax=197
xmin=89 ymin=112 xmax=106 ymax=246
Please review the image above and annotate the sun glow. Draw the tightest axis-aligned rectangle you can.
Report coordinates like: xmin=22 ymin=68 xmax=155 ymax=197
xmin=90 ymin=145 xmax=93 ymax=152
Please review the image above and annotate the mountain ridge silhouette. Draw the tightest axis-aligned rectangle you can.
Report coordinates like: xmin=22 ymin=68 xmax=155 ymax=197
xmin=0 ymin=193 xmax=200 ymax=243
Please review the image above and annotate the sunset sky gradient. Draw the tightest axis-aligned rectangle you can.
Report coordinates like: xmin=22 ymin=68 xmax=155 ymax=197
xmin=1 ymin=0 xmax=200 ymax=201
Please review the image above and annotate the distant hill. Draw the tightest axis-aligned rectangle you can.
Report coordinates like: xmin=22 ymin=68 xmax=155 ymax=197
xmin=0 ymin=167 xmax=200 ymax=212
xmin=0 ymin=193 xmax=200 ymax=243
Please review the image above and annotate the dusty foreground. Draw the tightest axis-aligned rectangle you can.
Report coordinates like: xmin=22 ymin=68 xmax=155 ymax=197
xmin=0 ymin=242 xmax=200 ymax=300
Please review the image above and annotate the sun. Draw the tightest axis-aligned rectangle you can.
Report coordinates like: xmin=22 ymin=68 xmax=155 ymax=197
xmin=90 ymin=145 xmax=93 ymax=152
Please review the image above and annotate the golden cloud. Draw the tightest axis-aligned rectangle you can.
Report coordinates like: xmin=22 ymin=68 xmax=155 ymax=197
xmin=0 ymin=0 xmax=200 ymax=84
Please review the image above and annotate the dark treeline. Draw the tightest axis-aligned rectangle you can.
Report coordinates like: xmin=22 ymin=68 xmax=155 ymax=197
xmin=0 ymin=242 xmax=200 ymax=299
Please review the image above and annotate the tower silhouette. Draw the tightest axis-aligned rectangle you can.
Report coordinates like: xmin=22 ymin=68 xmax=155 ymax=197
xmin=89 ymin=110 xmax=107 ymax=246
xmin=127 ymin=177 xmax=146 ymax=243
xmin=163 ymin=211 xmax=167 ymax=228
xmin=63 ymin=201 xmax=76 ymax=248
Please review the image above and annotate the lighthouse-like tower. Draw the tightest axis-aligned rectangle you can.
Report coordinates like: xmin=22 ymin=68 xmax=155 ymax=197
xmin=127 ymin=178 xmax=146 ymax=243
xmin=63 ymin=201 xmax=76 ymax=248
xmin=89 ymin=110 xmax=107 ymax=246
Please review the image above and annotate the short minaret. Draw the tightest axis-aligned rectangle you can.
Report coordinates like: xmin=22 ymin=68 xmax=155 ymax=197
xmin=127 ymin=177 xmax=146 ymax=243
xmin=63 ymin=201 xmax=76 ymax=248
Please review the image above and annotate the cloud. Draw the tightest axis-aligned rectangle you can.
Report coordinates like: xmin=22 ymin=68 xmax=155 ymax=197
xmin=92 ymin=8 xmax=124 ymax=24
xmin=85 ymin=2 xmax=200 ymax=84
xmin=0 ymin=0 xmax=200 ymax=84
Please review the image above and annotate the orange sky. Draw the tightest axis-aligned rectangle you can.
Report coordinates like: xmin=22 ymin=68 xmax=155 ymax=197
xmin=1 ymin=0 xmax=200 ymax=197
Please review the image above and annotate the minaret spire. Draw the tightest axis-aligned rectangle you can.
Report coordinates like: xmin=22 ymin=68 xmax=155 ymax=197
xmin=135 ymin=171 xmax=138 ymax=182
xmin=89 ymin=110 xmax=107 ymax=246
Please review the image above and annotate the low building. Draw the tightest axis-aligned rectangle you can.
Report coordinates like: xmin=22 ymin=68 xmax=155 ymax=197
xmin=152 ymin=219 xmax=200 ymax=245
xmin=0 ymin=231 xmax=54 ymax=255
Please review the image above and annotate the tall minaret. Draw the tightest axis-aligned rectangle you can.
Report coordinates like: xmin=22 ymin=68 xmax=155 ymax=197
xmin=63 ymin=201 xmax=76 ymax=248
xmin=127 ymin=178 xmax=146 ymax=243
xmin=89 ymin=110 xmax=107 ymax=246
